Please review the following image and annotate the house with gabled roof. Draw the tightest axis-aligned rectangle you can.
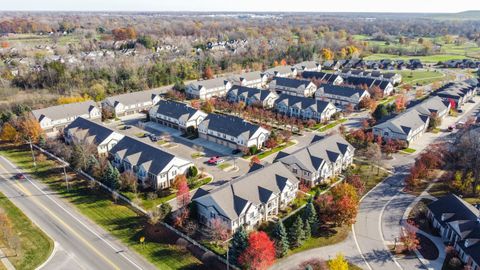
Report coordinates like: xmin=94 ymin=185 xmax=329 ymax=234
xmin=315 ymin=84 xmax=370 ymax=107
xmin=293 ymin=61 xmax=322 ymax=72
xmin=186 ymin=77 xmax=233 ymax=100
xmin=111 ymin=136 xmax=193 ymax=189
xmin=274 ymin=94 xmax=337 ymax=122
xmin=270 ymin=77 xmax=317 ymax=97
xmin=32 ymin=100 xmax=101 ymax=136
xmin=276 ymin=134 xmax=354 ymax=187
xmin=434 ymin=80 xmax=477 ymax=108
xmin=102 ymin=89 xmax=162 ymax=117
xmin=198 ymin=114 xmax=270 ymax=150
xmin=193 ymin=162 xmax=299 ymax=231
xmin=149 ymin=100 xmax=207 ymax=132
xmin=64 ymin=117 xmax=124 ymax=156
xmin=427 ymin=194 xmax=480 ymax=270
xmin=230 ymin=71 xmax=269 ymax=89
xmin=226 ymin=86 xmax=279 ymax=108
xmin=264 ymin=66 xmax=297 ymax=78
xmin=301 ymin=71 xmax=344 ymax=85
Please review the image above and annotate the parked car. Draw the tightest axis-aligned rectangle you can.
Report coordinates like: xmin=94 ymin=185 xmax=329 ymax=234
xmin=123 ymin=125 xmax=132 ymax=130
xmin=14 ymin=173 xmax=25 ymax=180
xmin=456 ymin=121 xmax=465 ymax=129
xmin=207 ymin=156 xmax=220 ymax=165
xmin=149 ymin=134 xmax=159 ymax=142
xmin=457 ymin=109 xmax=464 ymax=113
xmin=231 ymin=149 xmax=241 ymax=155
xmin=214 ymin=159 xmax=225 ymax=165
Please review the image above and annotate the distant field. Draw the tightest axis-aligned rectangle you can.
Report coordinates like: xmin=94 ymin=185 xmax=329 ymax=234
xmin=363 ymin=53 xmax=471 ymax=63
xmin=398 ymin=70 xmax=445 ymax=85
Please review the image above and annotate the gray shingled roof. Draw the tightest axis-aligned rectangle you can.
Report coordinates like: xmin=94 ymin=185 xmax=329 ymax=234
xmin=294 ymin=61 xmax=320 ymax=71
xmin=273 ymin=77 xmax=312 ymax=89
xmin=111 ymin=136 xmax=190 ymax=175
xmin=64 ymin=117 xmax=114 ymax=145
xmin=104 ymin=89 xmax=161 ymax=107
xmin=277 ymin=134 xmax=354 ymax=172
xmin=151 ymin=100 xmax=201 ymax=122
xmin=231 ymin=71 xmax=265 ymax=82
xmin=274 ymin=94 xmax=333 ymax=113
xmin=375 ymin=109 xmax=428 ymax=135
xmin=194 ymin=162 xmax=299 ymax=220
xmin=201 ymin=114 xmax=264 ymax=138
xmin=319 ymin=84 xmax=368 ymax=99
xmin=228 ymin=85 xmax=276 ymax=102
xmin=32 ymin=100 xmax=98 ymax=122
xmin=190 ymin=77 xmax=229 ymax=90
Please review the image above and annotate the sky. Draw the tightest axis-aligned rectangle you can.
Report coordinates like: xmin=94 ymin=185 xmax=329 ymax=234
xmin=1 ymin=0 xmax=479 ymax=13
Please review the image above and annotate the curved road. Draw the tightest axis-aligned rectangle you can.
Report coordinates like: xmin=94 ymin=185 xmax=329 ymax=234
xmin=0 ymin=156 xmax=156 ymax=270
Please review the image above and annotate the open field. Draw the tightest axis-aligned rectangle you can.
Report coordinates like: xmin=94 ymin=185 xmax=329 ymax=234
xmin=0 ymin=191 xmax=53 ymax=270
xmin=0 ymin=145 xmax=202 ymax=270
xmin=398 ymin=70 xmax=445 ymax=85
xmin=363 ymin=53 xmax=472 ymax=63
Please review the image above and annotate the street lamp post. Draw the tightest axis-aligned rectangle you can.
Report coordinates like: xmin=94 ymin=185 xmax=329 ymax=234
xmin=28 ymin=139 xmax=37 ymax=168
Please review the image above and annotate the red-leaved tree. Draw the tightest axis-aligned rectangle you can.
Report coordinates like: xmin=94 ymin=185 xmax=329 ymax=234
xmin=238 ymin=231 xmax=276 ymax=270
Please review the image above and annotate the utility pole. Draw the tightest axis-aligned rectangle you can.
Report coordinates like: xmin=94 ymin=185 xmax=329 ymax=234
xmin=63 ymin=165 xmax=69 ymax=192
xmin=28 ymin=139 xmax=37 ymax=168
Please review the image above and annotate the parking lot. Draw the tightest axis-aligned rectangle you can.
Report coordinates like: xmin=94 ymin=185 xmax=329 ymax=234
xmin=106 ymin=115 xmax=251 ymax=183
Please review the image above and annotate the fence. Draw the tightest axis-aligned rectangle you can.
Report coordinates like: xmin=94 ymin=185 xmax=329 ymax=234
xmin=32 ymin=144 xmax=236 ymax=269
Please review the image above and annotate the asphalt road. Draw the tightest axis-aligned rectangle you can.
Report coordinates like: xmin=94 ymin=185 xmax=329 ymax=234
xmin=0 ymin=156 xmax=156 ymax=270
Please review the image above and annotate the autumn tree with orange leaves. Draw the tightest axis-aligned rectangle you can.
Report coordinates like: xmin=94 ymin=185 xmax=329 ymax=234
xmin=238 ymin=231 xmax=276 ymax=270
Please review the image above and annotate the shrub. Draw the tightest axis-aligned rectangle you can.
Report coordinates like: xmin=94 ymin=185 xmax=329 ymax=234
xmin=187 ymin=166 xmax=198 ymax=178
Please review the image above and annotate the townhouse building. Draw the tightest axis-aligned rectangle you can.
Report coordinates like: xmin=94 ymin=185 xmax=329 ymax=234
xmin=293 ymin=61 xmax=322 ymax=72
xmin=149 ymin=100 xmax=207 ymax=132
xmin=198 ymin=114 xmax=270 ymax=150
xmin=301 ymin=71 xmax=344 ymax=85
xmin=315 ymin=84 xmax=370 ymax=107
xmin=270 ymin=77 xmax=317 ymax=97
xmin=186 ymin=77 xmax=233 ymax=100
xmin=102 ymin=89 xmax=162 ymax=117
xmin=427 ymin=194 xmax=480 ymax=270
xmin=64 ymin=117 xmax=124 ymax=156
xmin=193 ymin=162 xmax=299 ymax=232
xmin=339 ymin=68 xmax=402 ymax=85
xmin=274 ymin=94 xmax=337 ymax=122
xmin=264 ymin=66 xmax=298 ymax=78
xmin=373 ymin=96 xmax=450 ymax=144
xmin=64 ymin=117 xmax=193 ymax=190
xmin=230 ymin=71 xmax=268 ymax=89
xmin=434 ymin=80 xmax=478 ymax=108
xmin=226 ymin=86 xmax=279 ymax=108
xmin=32 ymin=100 xmax=101 ymax=136
xmin=343 ymin=76 xmax=394 ymax=96
xmin=276 ymin=134 xmax=354 ymax=187
xmin=110 ymin=136 xmax=193 ymax=189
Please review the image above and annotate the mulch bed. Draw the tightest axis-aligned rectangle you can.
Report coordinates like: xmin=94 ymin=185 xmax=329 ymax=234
xmin=417 ymin=233 xmax=439 ymax=260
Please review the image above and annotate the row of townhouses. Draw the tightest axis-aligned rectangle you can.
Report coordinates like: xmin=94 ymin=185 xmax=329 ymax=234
xmin=427 ymin=194 xmax=480 ymax=270
xmin=373 ymin=96 xmax=451 ymax=143
xmin=193 ymin=162 xmax=299 ymax=232
xmin=275 ymin=134 xmax=355 ymax=187
xmin=193 ymin=134 xmax=355 ymax=232
xmin=338 ymin=68 xmax=403 ymax=85
xmin=149 ymin=100 xmax=270 ymax=151
xmin=434 ymin=79 xmax=478 ymax=108
xmin=64 ymin=117 xmax=193 ymax=190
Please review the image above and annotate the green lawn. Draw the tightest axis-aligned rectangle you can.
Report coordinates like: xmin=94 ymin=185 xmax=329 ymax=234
xmin=398 ymin=70 xmax=445 ymax=85
xmin=217 ymin=162 xmax=232 ymax=170
xmin=401 ymin=148 xmax=417 ymax=154
xmin=257 ymin=141 xmax=296 ymax=160
xmin=288 ymin=225 xmax=350 ymax=255
xmin=0 ymin=145 xmax=202 ymax=270
xmin=0 ymin=192 xmax=53 ymax=270
xmin=364 ymin=53 xmax=471 ymax=63
xmin=317 ymin=119 xmax=348 ymax=132
xmin=351 ymin=160 xmax=391 ymax=195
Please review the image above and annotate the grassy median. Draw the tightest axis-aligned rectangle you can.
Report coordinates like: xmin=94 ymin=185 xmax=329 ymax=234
xmin=0 ymin=191 xmax=53 ymax=270
xmin=0 ymin=144 xmax=202 ymax=270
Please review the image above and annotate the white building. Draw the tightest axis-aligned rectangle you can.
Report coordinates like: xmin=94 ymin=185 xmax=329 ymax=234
xmin=198 ymin=114 xmax=270 ymax=150
xmin=270 ymin=77 xmax=317 ymax=97
xmin=32 ymin=100 xmax=101 ymax=137
xmin=102 ymin=89 xmax=162 ymax=117
xmin=186 ymin=77 xmax=233 ymax=100
xmin=226 ymin=86 xmax=279 ymax=108
xmin=230 ymin=71 xmax=269 ymax=89
xmin=194 ymin=162 xmax=299 ymax=232
xmin=274 ymin=94 xmax=337 ymax=122
xmin=315 ymin=84 xmax=370 ymax=107
xmin=277 ymin=134 xmax=355 ymax=187
xmin=149 ymin=100 xmax=207 ymax=132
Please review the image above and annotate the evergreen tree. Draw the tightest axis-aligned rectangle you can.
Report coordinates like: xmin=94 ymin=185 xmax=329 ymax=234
xmin=303 ymin=221 xmax=311 ymax=240
xmin=102 ymin=162 xmax=120 ymax=190
xmin=271 ymin=220 xmax=289 ymax=258
xmin=229 ymin=227 xmax=248 ymax=265
xmin=302 ymin=200 xmax=318 ymax=234
xmin=288 ymin=216 xmax=305 ymax=248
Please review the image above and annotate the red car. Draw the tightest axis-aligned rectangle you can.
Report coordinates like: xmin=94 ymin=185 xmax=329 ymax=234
xmin=15 ymin=173 xmax=25 ymax=180
xmin=207 ymin=156 xmax=220 ymax=165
